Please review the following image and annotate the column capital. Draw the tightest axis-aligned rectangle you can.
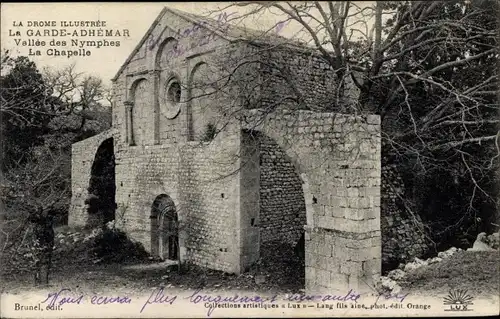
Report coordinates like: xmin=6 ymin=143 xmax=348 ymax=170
xmin=124 ymin=100 xmax=134 ymax=108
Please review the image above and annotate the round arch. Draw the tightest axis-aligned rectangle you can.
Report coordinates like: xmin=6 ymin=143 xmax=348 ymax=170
xmin=155 ymin=37 xmax=179 ymax=70
xmin=187 ymin=62 xmax=218 ymax=141
xmin=241 ymin=129 xmax=309 ymax=289
xmin=242 ymin=128 xmax=315 ymax=228
xmin=86 ymin=137 xmax=116 ymax=227
xmin=129 ymin=78 xmax=149 ymax=145
xmin=129 ymin=77 xmax=148 ymax=100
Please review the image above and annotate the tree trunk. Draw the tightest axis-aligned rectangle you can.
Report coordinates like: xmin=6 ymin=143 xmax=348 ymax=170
xmin=34 ymin=248 xmax=52 ymax=285
xmin=31 ymin=214 xmax=55 ymax=286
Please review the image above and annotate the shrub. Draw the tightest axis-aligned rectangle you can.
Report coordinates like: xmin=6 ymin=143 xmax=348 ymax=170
xmin=90 ymin=227 xmax=149 ymax=263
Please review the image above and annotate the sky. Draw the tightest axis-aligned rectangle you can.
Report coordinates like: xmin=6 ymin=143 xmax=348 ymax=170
xmin=0 ymin=2 xmax=299 ymax=85
xmin=1 ymin=2 xmax=375 ymax=86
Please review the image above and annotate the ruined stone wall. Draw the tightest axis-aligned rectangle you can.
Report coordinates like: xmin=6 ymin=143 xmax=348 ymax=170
xmin=253 ymin=44 xmax=426 ymax=269
xmin=72 ymin=9 xmax=385 ymax=282
xmin=257 ymin=48 xmax=340 ymax=112
xmin=381 ymin=163 xmax=429 ymax=269
xmin=69 ymin=129 xmax=114 ymax=227
xmin=259 ymin=135 xmax=306 ymax=245
xmin=242 ymin=109 xmax=381 ymax=293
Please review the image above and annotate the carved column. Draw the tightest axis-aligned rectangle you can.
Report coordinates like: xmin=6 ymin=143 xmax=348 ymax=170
xmin=124 ymin=101 xmax=134 ymax=146
xmin=150 ymin=69 xmax=161 ymax=145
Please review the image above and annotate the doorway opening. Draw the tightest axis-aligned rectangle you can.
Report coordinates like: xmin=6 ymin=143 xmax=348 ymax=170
xmin=151 ymin=194 xmax=179 ymax=260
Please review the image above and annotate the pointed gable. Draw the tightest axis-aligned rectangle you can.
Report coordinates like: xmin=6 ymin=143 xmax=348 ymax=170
xmin=112 ymin=7 xmax=234 ymax=81
xmin=112 ymin=6 xmax=313 ymax=82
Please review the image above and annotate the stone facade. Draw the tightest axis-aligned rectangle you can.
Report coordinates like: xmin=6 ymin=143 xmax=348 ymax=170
xmin=70 ymin=7 xmax=382 ymax=292
xmin=241 ymin=109 xmax=381 ymax=292
xmin=381 ymin=149 xmax=428 ymax=269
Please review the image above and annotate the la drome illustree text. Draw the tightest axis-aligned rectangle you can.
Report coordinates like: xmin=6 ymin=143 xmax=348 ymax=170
xmin=8 ymin=20 xmax=129 ymax=58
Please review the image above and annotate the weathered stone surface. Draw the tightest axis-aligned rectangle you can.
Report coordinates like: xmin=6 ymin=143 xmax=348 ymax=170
xmin=381 ymin=154 xmax=429 ymax=268
xmin=69 ymin=7 xmax=382 ymax=292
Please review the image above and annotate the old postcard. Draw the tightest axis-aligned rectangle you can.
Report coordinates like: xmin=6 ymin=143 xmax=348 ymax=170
xmin=1 ymin=1 xmax=499 ymax=318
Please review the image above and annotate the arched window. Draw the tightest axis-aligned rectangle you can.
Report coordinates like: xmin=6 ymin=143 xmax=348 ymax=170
xmin=130 ymin=79 xmax=150 ymax=145
xmin=155 ymin=38 xmax=179 ymax=70
xmin=188 ymin=63 xmax=219 ymax=141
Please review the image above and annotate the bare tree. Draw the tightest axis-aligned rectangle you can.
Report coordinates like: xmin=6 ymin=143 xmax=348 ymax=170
xmin=1 ymin=147 xmax=69 ymax=285
xmin=166 ymin=1 xmax=498 ymax=245
xmin=1 ymin=53 xmax=112 ymax=284
xmin=42 ymin=63 xmax=112 ymax=130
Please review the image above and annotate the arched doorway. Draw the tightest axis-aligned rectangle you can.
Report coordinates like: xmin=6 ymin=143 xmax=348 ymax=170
xmin=86 ymin=138 xmax=116 ymax=227
xmin=151 ymin=194 xmax=179 ymax=260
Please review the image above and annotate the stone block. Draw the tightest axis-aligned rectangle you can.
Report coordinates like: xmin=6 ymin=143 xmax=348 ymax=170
xmin=339 ymin=260 xmax=363 ymax=275
xmin=352 ymin=246 xmax=381 ymax=262
xmin=317 ymin=215 xmax=336 ymax=230
xmin=353 ymin=218 xmax=379 ymax=233
xmin=332 ymin=244 xmax=350 ymax=260
xmin=317 ymin=242 xmax=333 ymax=257
xmin=365 ymin=187 xmax=380 ymax=197
xmin=347 ymin=187 xmax=359 ymax=198
xmin=362 ymin=258 xmax=381 ymax=275
xmin=317 ymin=255 xmax=336 ymax=271
xmin=365 ymin=207 xmax=379 ymax=220
xmin=371 ymin=196 xmax=381 ymax=208
xmin=330 ymin=206 xmax=347 ymax=218
xmin=339 ymin=197 xmax=349 ymax=208
xmin=316 ymin=269 xmax=331 ymax=286
xmin=328 ymin=273 xmax=349 ymax=291
xmin=344 ymin=208 xmax=365 ymax=221
xmin=305 ymin=266 xmax=316 ymax=282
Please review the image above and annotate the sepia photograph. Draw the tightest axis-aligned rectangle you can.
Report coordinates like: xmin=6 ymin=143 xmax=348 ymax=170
xmin=1 ymin=1 xmax=499 ymax=317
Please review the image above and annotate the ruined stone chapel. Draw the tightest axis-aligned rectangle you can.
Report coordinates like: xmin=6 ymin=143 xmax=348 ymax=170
xmin=68 ymin=7 xmax=411 ymax=293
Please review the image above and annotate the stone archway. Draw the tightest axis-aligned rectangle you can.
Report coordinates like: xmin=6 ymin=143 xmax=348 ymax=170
xmin=151 ymin=194 xmax=179 ymax=260
xmin=241 ymin=109 xmax=382 ymax=293
xmin=240 ymin=129 xmax=310 ymax=288
xmin=86 ymin=138 xmax=116 ymax=227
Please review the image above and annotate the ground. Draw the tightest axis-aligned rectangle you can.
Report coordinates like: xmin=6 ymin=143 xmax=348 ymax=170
xmin=0 ymin=226 xmax=498 ymax=301
xmin=0 ymin=226 xmax=304 ymax=295
xmin=400 ymin=250 xmax=499 ymax=296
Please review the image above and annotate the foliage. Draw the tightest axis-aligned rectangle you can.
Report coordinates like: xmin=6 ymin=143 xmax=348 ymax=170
xmin=0 ymin=51 xmax=112 ymax=284
xmin=213 ymin=0 xmax=499 ymax=249
xmin=0 ymin=52 xmax=111 ymax=213
xmin=0 ymin=55 xmax=56 ymax=167
xmin=90 ymin=227 xmax=149 ymax=263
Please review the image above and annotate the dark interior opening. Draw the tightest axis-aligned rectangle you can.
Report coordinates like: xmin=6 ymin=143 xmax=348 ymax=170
xmin=86 ymin=138 xmax=116 ymax=227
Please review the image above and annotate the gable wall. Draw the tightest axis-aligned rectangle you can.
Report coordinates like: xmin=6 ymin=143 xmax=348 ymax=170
xmin=105 ymin=11 xmax=247 ymax=273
